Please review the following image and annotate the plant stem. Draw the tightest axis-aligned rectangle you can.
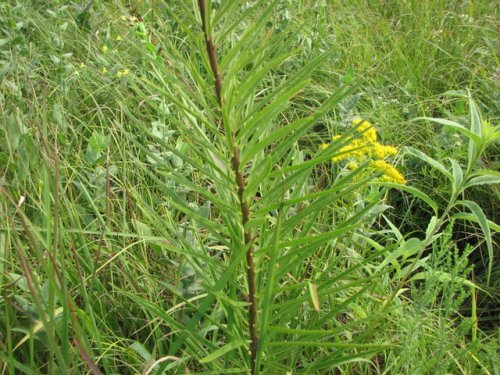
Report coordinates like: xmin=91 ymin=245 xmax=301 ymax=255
xmin=198 ymin=0 xmax=223 ymax=106
xmin=232 ymin=146 xmax=259 ymax=372
xmin=197 ymin=1 xmax=259 ymax=372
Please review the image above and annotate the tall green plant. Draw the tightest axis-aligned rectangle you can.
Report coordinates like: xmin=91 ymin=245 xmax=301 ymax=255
xmin=122 ymin=1 xmax=393 ymax=373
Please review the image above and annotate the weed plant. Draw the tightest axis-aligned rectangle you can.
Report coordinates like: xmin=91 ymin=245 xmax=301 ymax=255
xmin=0 ymin=1 xmax=498 ymax=374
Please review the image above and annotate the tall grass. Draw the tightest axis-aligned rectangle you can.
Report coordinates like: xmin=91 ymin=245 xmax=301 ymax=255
xmin=0 ymin=1 xmax=498 ymax=374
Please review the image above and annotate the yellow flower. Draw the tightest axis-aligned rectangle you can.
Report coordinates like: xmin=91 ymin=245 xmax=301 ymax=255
xmin=320 ymin=143 xmax=330 ymax=150
xmin=347 ymin=161 xmax=358 ymax=170
xmin=353 ymin=118 xmax=377 ymax=143
xmin=370 ymin=142 xmax=398 ymax=159
xmin=102 ymin=45 xmax=108 ymax=53
xmin=332 ymin=139 xmax=367 ymax=162
xmin=322 ymin=118 xmax=404 ymax=184
xmin=102 ymin=67 xmax=108 ymax=74
xmin=117 ymin=69 xmax=130 ymax=77
xmin=116 ymin=35 xmax=123 ymax=41
xmin=79 ymin=62 xmax=86 ymax=68
xmin=370 ymin=160 xmax=406 ymax=184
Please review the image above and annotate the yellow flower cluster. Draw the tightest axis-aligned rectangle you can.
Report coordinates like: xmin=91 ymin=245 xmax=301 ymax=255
xmin=370 ymin=160 xmax=407 ymax=185
xmin=117 ymin=68 xmax=130 ymax=77
xmin=321 ymin=118 xmax=406 ymax=184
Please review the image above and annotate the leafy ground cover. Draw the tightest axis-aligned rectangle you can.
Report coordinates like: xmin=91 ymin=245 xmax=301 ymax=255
xmin=0 ymin=1 xmax=498 ymax=374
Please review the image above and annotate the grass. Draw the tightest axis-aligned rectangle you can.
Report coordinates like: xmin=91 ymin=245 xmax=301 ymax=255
xmin=0 ymin=1 xmax=498 ymax=374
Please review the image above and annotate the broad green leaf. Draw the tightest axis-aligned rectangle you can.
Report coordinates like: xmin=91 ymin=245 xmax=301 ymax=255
xmin=450 ymin=158 xmax=464 ymax=193
xmin=405 ymin=147 xmax=452 ymax=182
xmin=14 ymin=307 xmax=64 ymax=351
xmin=467 ymin=96 xmax=483 ymax=171
xmin=469 ymin=96 xmax=483 ymax=139
xmin=6 ymin=113 xmax=21 ymax=151
xmin=412 ymin=117 xmax=481 ymax=145
xmin=451 ymin=213 xmax=500 ymax=232
xmin=425 ymin=216 xmax=438 ymax=239
xmin=465 ymin=170 xmax=500 ymax=189
xmin=308 ymin=282 xmax=321 ymax=312
xmin=129 ymin=341 xmax=153 ymax=362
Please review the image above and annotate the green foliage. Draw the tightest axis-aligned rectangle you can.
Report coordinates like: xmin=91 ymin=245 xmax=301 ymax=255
xmin=0 ymin=1 xmax=497 ymax=374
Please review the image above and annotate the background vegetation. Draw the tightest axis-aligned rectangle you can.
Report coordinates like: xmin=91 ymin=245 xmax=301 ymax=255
xmin=0 ymin=1 xmax=498 ymax=374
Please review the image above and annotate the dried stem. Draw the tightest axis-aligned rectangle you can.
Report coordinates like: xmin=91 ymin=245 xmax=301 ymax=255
xmin=197 ymin=1 xmax=259 ymax=372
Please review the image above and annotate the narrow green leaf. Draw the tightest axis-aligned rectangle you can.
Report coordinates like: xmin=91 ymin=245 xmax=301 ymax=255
xmin=242 ymin=116 xmax=312 ymax=165
xmin=168 ymin=244 xmax=249 ymax=356
xmin=239 ymin=47 xmax=338 ymax=141
xmin=256 ymin=199 xmax=284 ymax=369
xmin=370 ymin=181 xmax=439 ymax=215
xmin=237 ymin=79 xmax=309 ymax=142
xmin=454 ymin=200 xmax=494 ymax=284
xmin=219 ymin=0 xmax=277 ymax=70
xmin=266 ymin=341 xmax=390 ymax=349
xmin=199 ymin=340 xmax=248 ymax=364
xmin=244 ymin=156 xmax=272 ymax=201
xmin=279 ymin=225 xmax=359 ymax=250
xmin=212 ymin=0 xmax=240 ymax=26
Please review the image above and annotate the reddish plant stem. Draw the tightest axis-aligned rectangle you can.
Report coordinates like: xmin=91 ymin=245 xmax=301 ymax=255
xmin=231 ymin=146 xmax=259 ymax=372
xmin=197 ymin=1 xmax=259 ymax=372
xmin=198 ymin=0 xmax=223 ymax=106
